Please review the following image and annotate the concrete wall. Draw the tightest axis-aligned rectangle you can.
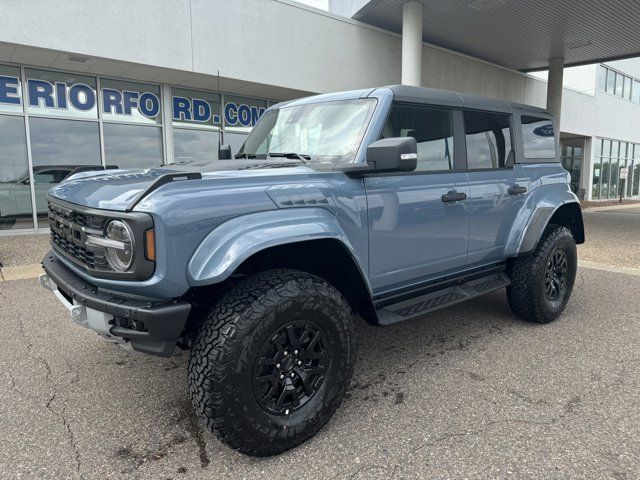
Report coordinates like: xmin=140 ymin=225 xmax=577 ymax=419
xmin=0 ymin=0 xmax=614 ymax=140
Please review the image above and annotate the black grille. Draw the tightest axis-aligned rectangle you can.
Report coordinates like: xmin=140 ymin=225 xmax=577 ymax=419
xmin=48 ymin=203 xmax=108 ymax=231
xmin=48 ymin=202 xmax=113 ymax=272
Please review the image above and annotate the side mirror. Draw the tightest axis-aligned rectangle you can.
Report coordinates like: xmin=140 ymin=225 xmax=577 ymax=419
xmin=218 ymin=144 xmax=232 ymax=160
xmin=366 ymin=137 xmax=417 ymax=173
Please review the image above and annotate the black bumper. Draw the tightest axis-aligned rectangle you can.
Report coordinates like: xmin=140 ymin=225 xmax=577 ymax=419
xmin=42 ymin=250 xmax=191 ymax=357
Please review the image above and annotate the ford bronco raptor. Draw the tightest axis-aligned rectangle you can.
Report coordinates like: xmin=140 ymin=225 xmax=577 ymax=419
xmin=40 ymin=85 xmax=584 ymax=456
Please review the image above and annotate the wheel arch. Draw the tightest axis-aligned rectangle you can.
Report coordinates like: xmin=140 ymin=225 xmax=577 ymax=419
xmin=232 ymin=238 xmax=377 ymax=324
xmin=516 ymin=201 xmax=585 ymax=255
xmin=186 ymin=209 xmax=377 ymax=324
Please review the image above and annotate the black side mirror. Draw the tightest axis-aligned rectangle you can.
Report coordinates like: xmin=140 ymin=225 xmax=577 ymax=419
xmin=218 ymin=144 xmax=232 ymax=160
xmin=366 ymin=137 xmax=417 ymax=173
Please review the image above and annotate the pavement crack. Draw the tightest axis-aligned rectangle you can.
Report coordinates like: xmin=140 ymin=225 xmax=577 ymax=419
xmin=44 ymin=390 xmax=83 ymax=477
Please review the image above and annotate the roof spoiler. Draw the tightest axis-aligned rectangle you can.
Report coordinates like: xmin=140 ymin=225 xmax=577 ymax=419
xmin=125 ymin=172 xmax=202 ymax=212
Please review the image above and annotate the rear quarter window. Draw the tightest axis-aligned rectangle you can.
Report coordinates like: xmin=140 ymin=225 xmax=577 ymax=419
xmin=521 ymin=116 xmax=556 ymax=159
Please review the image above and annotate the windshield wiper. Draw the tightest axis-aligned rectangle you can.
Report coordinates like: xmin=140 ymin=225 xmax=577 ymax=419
xmin=268 ymin=152 xmax=311 ymax=164
xmin=234 ymin=153 xmax=256 ymax=159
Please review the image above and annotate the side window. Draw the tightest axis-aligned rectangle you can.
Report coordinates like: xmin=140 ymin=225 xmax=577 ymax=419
xmin=33 ymin=172 xmax=57 ymax=184
xmin=382 ymin=104 xmax=454 ymax=172
xmin=464 ymin=111 xmax=512 ymax=169
xmin=521 ymin=115 xmax=556 ymax=159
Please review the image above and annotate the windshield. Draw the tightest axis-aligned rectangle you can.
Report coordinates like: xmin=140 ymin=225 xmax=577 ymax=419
xmin=238 ymin=98 xmax=377 ymax=164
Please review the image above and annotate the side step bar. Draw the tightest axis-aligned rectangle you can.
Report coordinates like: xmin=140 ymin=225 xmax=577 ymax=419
xmin=376 ymin=272 xmax=511 ymax=325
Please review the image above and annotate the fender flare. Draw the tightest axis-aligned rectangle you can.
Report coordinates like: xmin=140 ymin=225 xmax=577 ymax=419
xmin=508 ymin=198 xmax=584 ymax=256
xmin=187 ymin=208 xmax=367 ymax=287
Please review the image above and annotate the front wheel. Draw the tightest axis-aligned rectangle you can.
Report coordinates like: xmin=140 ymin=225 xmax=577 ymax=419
xmin=187 ymin=269 xmax=357 ymax=456
xmin=507 ymin=225 xmax=577 ymax=323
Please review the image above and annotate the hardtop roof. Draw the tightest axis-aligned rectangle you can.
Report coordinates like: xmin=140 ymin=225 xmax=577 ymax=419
xmin=380 ymin=85 xmax=550 ymax=117
xmin=270 ymin=85 xmax=551 ymax=118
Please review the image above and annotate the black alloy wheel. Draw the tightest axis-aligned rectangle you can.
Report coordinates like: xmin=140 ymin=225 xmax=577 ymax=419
xmin=544 ymin=249 xmax=568 ymax=301
xmin=253 ymin=321 xmax=330 ymax=415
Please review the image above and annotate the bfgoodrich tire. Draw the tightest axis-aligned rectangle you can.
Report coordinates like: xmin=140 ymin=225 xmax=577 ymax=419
xmin=187 ymin=269 xmax=357 ymax=456
xmin=507 ymin=225 xmax=577 ymax=324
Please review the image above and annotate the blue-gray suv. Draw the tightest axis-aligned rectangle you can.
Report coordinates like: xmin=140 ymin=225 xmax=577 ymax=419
xmin=40 ymin=85 xmax=584 ymax=456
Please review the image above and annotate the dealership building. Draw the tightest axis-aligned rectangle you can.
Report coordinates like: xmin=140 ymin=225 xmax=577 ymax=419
xmin=1 ymin=0 xmax=640 ymax=234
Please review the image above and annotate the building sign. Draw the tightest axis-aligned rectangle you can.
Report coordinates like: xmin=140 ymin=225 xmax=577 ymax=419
xmin=533 ymin=124 xmax=554 ymax=137
xmin=224 ymin=95 xmax=267 ymax=131
xmin=171 ymin=88 xmax=221 ymax=129
xmin=224 ymin=101 xmax=265 ymax=127
xmin=0 ymin=72 xmax=268 ymax=128
xmin=0 ymin=75 xmax=21 ymax=106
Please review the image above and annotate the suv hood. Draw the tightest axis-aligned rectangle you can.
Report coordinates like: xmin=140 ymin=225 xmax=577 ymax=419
xmin=48 ymin=160 xmax=312 ymax=211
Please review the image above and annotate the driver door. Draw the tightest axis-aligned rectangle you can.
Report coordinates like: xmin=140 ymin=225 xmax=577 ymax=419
xmin=365 ymin=103 xmax=469 ymax=295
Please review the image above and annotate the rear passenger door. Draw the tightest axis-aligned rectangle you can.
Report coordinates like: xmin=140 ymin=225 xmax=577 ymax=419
xmin=365 ymin=103 xmax=469 ymax=294
xmin=463 ymin=110 xmax=529 ymax=266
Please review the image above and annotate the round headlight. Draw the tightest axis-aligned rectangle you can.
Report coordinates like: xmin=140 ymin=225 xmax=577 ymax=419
xmin=105 ymin=220 xmax=134 ymax=272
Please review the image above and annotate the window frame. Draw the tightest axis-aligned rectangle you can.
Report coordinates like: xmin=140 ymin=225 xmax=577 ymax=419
xmin=375 ymin=102 xmax=466 ymax=175
xmin=516 ymin=112 xmax=558 ymax=163
xmin=373 ymin=103 xmax=522 ymax=175
xmin=460 ymin=108 xmax=516 ymax=172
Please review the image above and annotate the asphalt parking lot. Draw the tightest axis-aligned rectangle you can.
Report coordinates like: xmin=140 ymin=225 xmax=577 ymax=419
xmin=1 ymin=205 xmax=639 ymax=479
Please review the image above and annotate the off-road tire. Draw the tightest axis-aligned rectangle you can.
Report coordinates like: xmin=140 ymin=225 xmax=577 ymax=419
xmin=187 ymin=269 xmax=357 ymax=456
xmin=507 ymin=225 xmax=577 ymax=323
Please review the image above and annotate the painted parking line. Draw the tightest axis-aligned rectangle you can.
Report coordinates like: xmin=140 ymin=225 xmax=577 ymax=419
xmin=578 ymin=260 xmax=640 ymax=276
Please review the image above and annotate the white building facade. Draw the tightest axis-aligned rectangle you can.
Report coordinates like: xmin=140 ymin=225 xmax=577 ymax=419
xmin=0 ymin=0 xmax=638 ymax=233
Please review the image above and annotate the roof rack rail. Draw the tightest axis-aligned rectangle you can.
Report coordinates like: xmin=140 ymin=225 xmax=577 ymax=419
xmin=126 ymin=172 xmax=202 ymax=212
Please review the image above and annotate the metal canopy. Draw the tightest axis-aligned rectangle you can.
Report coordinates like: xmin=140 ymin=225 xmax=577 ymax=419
xmin=341 ymin=0 xmax=640 ymax=71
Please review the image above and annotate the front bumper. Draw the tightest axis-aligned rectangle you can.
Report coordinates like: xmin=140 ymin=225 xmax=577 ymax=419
xmin=40 ymin=250 xmax=191 ymax=357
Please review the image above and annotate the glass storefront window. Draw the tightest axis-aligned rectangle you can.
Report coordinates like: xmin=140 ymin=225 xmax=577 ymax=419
xmin=606 ymin=69 xmax=616 ymax=93
xmin=173 ymin=128 xmax=219 ymax=163
xmin=609 ymin=158 xmax=620 ymax=199
xmin=224 ymin=132 xmax=249 ymax=156
xmin=0 ymin=65 xmax=23 ymax=114
xmin=615 ymin=73 xmax=624 ymax=96
xmin=223 ymin=95 xmax=267 ymax=133
xmin=592 ymin=159 xmax=602 ymax=199
xmin=0 ymin=115 xmax=32 ymax=230
xmin=624 ymin=76 xmax=632 ymax=100
xmin=560 ymin=141 xmax=584 ymax=196
xmin=0 ymin=62 xmax=285 ymax=231
xmin=104 ymin=123 xmax=163 ymax=169
xmin=592 ymin=139 xmax=640 ymax=200
xmin=100 ymin=79 xmax=161 ymax=125
xmin=25 ymin=68 xmax=98 ymax=119
xmin=171 ymin=88 xmax=221 ymax=130
xmin=597 ymin=66 xmax=607 ymax=92
xmin=29 ymin=117 xmax=101 ymax=227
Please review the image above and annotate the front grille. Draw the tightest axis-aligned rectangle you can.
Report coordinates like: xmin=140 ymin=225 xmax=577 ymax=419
xmin=48 ymin=201 xmax=114 ymax=272
xmin=49 ymin=203 xmax=108 ymax=231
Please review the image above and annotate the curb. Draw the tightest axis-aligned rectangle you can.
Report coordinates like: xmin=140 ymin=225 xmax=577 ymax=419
xmin=0 ymin=264 xmax=43 ymax=282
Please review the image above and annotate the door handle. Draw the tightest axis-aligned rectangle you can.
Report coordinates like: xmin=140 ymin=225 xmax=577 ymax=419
xmin=508 ymin=185 xmax=527 ymax=195
xmin=441 ymin=190 xmax=467 ymax=203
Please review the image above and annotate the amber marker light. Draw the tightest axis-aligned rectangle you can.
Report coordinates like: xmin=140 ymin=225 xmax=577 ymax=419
xmin=145 ymin=229 xmax=156 ymax=262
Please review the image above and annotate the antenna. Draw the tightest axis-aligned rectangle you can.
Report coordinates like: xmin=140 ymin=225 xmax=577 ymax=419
xmin=217 ymin=70 xmax=222 ymax=149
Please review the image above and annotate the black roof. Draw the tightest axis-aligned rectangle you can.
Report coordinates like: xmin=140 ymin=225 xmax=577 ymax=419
xmin=383 ymin=85 xmax=550 ymax=117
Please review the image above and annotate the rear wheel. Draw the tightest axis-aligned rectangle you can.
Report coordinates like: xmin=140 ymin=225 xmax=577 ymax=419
xmin=507 ymin=225 xmax=577 ymax=323
xmin=188 ymin=269 xmax=356 ymax=456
